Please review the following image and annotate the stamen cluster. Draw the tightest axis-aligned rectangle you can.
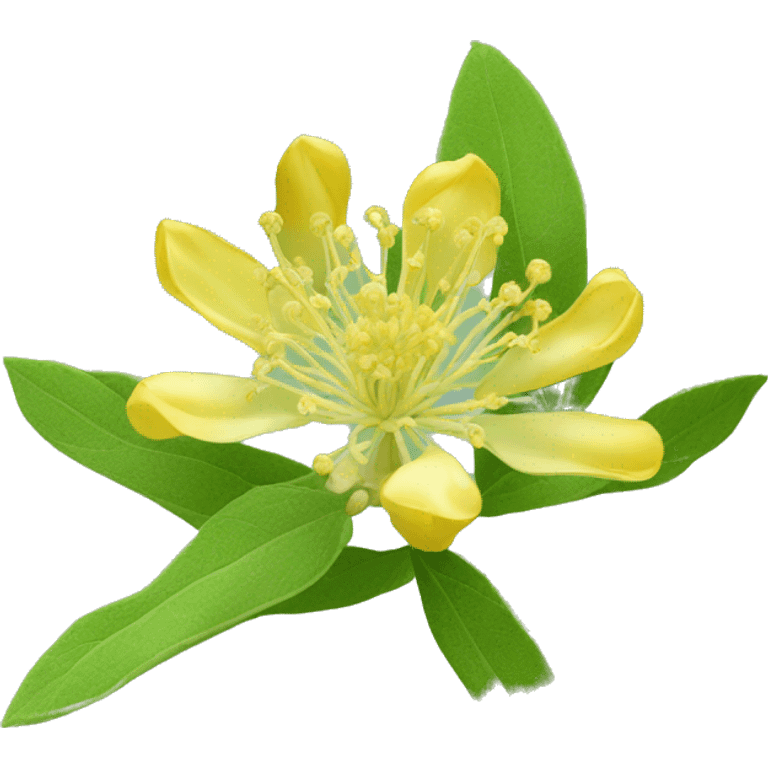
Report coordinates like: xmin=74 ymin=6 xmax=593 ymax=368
xmin=251 ymin=205 xmax=552 ymax=511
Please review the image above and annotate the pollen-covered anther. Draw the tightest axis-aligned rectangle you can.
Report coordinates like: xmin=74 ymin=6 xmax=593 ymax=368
xmin=531 ymin=298 xmax=552 ymax=321
xmin=498 ymin=281 xmax=523 ymax=305
xmin=333 ymin=224 xmax=355 ymax=248
xmin=414 ymin=206 xmax=443 ymax=231
xmin=480 ymin=393 xmax=508 ymax=410
xmin=465 ymin=423 xmax=486 ymax=449
xmin=309 ymin=211 xmax=333 ymax=237
xmin=364 ymin=206 xmax=399 ymax=249
xmin=455 ymin=216 xmax=483 ymax=242
xmin=453 ymin=229 xmax=472 ymax=248
xmin=356 ymin=280 xmax=387 ymax=311
xmin=258 ymin=211 xmax=283 ymax=236
xmin=313 ymin=453 xmax=335 ymax=476
xmin=364 ymin=205 xmax=388 ymax=229
xmin=378 ymin=224 xmax=399 ymax=249
xmin=438 ymin=277 xmax=452 ymax=294
xmin=525 ymin=258 xmax=552 ymax=284
xmin=407 ymin=251 xmax=425 ymax=270
xmin=483 ymin=216 xmax=508 ymax=246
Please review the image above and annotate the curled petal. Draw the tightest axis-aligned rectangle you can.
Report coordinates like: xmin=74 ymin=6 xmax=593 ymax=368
xmin=380 ymin=446 xmax=482 ymax=552
xmin=126 ymin=372 xmax=309 ymax=443
xmin=475 ymin=411 xmax=664 ymax=482
xmin=402 ymin=154 xmax=500 ymax=293
xmin=155 ymin=219 xmax=272 ymax=353
xmin=476 ymin=268 xmax=643 ymax=399
xmin=275 ymin=135 xmax=351 ymax=290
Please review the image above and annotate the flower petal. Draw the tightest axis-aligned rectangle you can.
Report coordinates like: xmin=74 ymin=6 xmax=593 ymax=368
xmin=380 ymin=446 xmax=482 ymax=552
xmin=476 ymin=268 xmax=643 ymax=398
xmin=475 ymin=411 xmax=663 ymax=481
xmin=155 ymin=219 xmax=272 ymax=353
xmin=402 ymin=154 xmax=500 ymax=293
xmin=275 ymin=135 xmax=351 ymax=290
xmin=126 ymin=372 xmax=309 ymax=443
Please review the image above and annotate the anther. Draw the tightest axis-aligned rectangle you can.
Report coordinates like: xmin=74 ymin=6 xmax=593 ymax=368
xmin=309 ymin=212 xmax=333 ymax=237
xmin=414 ymin=207 xmax=443 ymax=231
xmin=498 ymin=281 xmax=523 ymax=305
xmin=407 ymin=251 xmax=425 ymax=270
xmin=525 ymin=259 xmax=552 ymax=284
xmin=313 ymin=454 xmax=335 ymax=475
xmin=466 ymin=423 xmax=486 ymax=449
xmin=333 ymin=224 xmax=355 ymax=248
xmin=259 ymin=211 xmax=283 ymax=236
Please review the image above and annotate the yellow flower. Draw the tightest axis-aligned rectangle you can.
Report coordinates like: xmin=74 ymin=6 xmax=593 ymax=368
xmin=127 ymin=135 xmax=663 ymax=552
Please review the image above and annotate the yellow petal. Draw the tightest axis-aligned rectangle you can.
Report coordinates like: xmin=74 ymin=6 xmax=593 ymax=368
xmin=155 ymin=219 xmax=272 ymax=353
xmin=475 ymin=411 xmax=663 ymax=481
xmin=126 ymin=372 xmax=309 ymax=442
xmin=275 ymin=135 xmax=351 ymax=290
xmin=476 ymin=268 xmax=643 ymax=398
xmin=380 ymin=446 xmax=482 ymax=552
xmin=402 ymin=154 xmax=500 ymax=293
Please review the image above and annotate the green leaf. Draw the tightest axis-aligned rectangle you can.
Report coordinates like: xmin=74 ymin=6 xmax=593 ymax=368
xmin=437 ymin=41 xmax=587 ymax=321
xmin=262 ymin=545 xmax=414 ymax=616
xmin=478 ymin=374 xmax=765 ymax=516
xmin=6 ymin=357 xmax=417 ymax=643
xmin=385 ymin=228 xmax=403 ymax=294
xmin=410 ymin=549 xmax=552 ymax=698
xmin=480 ymin=466 xmax=608 ymax=517
xmin=4 ymin=357 xmax=309 ymax=529
xmin=591 ymin=375 xmax=766 ymax=497
xmin=3 ymin=483 xmax=353 ymax=727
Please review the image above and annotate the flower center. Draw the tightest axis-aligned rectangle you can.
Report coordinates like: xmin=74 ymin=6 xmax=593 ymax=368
xmin=250 ymin=205 xmax=552 ymax=503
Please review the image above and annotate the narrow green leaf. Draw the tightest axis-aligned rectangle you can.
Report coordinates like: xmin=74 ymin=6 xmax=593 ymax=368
xmin=263 ymin=546 xmax=414 ymax=616
xmin=3 ymin=483 xmax=353 ymax=727
xmin=480 ymin=466 xmax=608 ymax=517
xmin=410 ymin=549 xmax=552 ymax=698
xmin=385 ymin=228 xmax=403 ymax=294
xmin=4 ymin=357 xmax=308 ymax=528
xmin=591 ymin=375 xmax=766 ymax=497
xmin=6 ymin=357 xmax=416 ymax=640
xmin=478 ymin=374 xmax=765 ymax=516
xmin=437 ymin=41 xmax=587 ymax=320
